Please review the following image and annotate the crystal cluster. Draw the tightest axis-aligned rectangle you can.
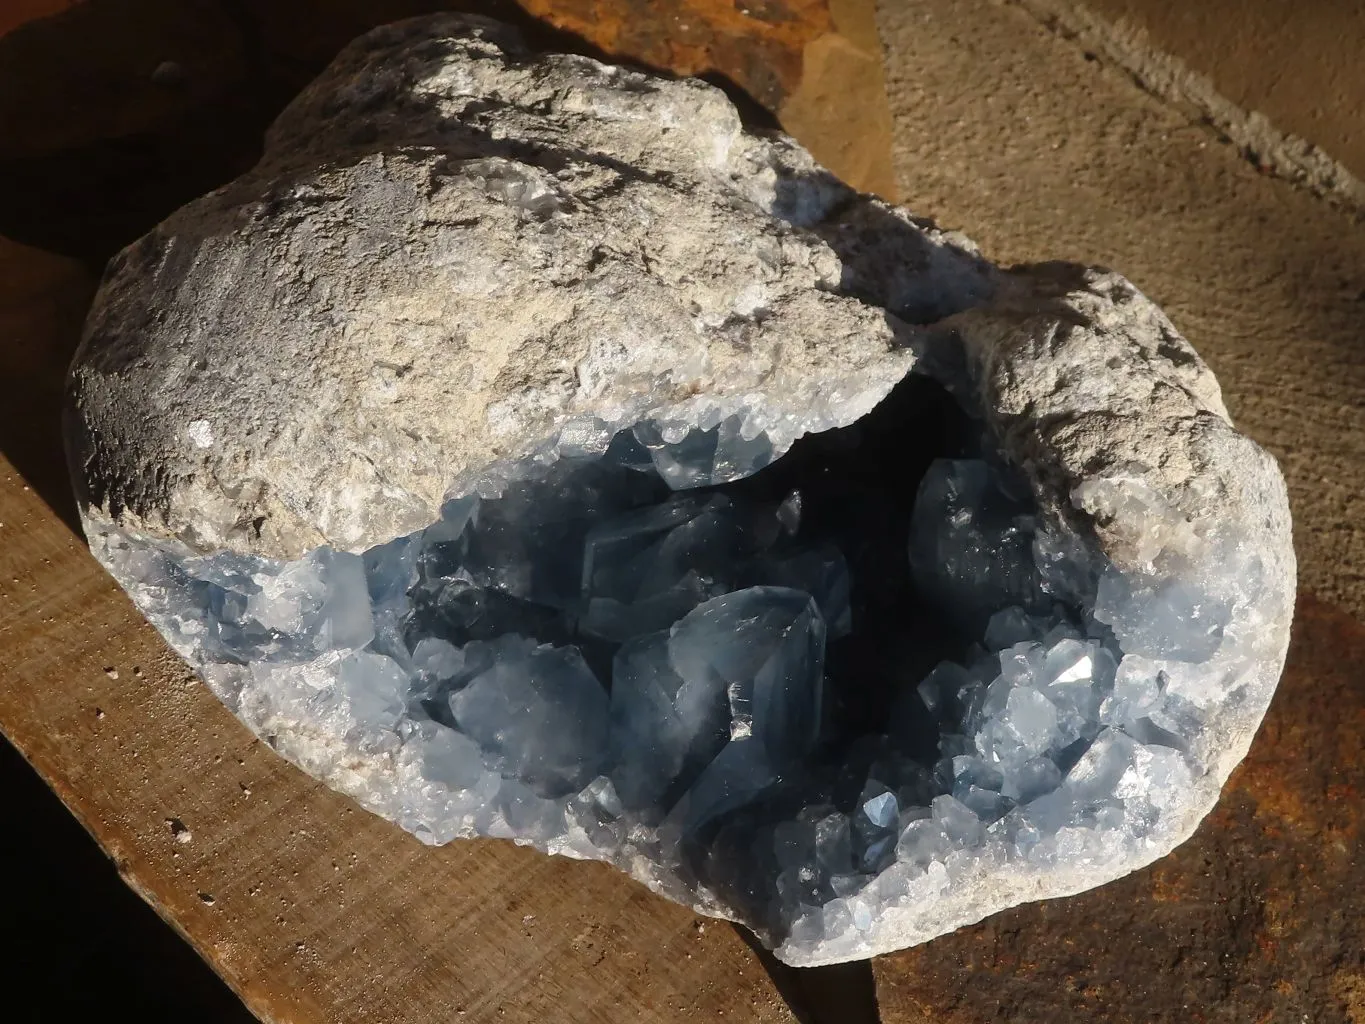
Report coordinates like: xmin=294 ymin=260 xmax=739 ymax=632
xmin=71 ymin=14 xmax=1294 ymax=967
xmin=89 ymin=398 xmax=1279 ymax=962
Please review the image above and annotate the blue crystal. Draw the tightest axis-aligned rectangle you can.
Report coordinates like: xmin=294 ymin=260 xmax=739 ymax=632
xmin=607 ymin=630 xmax=727 ymax=812
xmin=743 ymin=545 xmax=852 ymax=639
xmin=908 ymin=459 xmax=1042 ymax=627
xmin=632 ymin=415 xmax=775 ymax=490
xmin=95 ymin=381 xmax=1240 ymax=961
xmin=1093 ymin=568 xmax=1230 ymax=662
xmin=610 ymin=587 xmax=826 ymax=828
xmin=580 ymin=494 xmax=755 ymax=638
xmin=447 ymin=635 xmax=610 ymax=799
xmin=667 ymin=587 xmax=825 ymax=758
xmin=460 ymin=457 xmax=665 ymax=609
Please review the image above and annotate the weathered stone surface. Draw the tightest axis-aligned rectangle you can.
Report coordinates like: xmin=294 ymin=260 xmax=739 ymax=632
xmin=67 ymin=13 xmax=976 ymax=560
xmin=66 ymin=15 xmax=1294 ymax=966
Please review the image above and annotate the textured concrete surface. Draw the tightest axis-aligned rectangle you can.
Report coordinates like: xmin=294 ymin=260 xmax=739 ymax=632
xmin=878 ymin=0 xmax=1365 ymax=619
xmin=1000 ymin=0 xmax=1365 ymax=211
xmin=781 ymin=0 xmax=898 ymax=199
xmin=1085 ymin=0 xmax=1365 ymax=186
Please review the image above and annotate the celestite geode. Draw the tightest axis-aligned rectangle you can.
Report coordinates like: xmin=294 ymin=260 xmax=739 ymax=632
xmin=65 ymin=15 xmax=1295 ymax=966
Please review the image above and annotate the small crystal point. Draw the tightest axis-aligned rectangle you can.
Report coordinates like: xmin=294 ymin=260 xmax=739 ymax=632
xmin=909 ymin=459 xmax=1043 ymax=627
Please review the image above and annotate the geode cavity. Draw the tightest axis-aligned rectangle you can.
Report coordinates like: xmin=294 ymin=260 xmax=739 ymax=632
xmin=66 ymin=14 xmax=1295 ymax=966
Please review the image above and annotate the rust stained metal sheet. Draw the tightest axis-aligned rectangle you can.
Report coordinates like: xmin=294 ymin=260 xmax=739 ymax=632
xmin=874 ymin=592 xmax=1365 ymax=1024
xmin=520 ymin=0 xmax=833 ymax=110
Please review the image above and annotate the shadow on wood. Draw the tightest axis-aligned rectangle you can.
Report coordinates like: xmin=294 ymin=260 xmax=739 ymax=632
xmin=736 ymin=925 xmax=881 ymax=1024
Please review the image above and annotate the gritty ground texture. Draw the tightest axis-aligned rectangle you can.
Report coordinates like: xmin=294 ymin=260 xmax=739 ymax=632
xmin=1082 ymin=0 xmax=1365 ymax=192
xmin=1004 ymin=0 xmax=1365 ymax=211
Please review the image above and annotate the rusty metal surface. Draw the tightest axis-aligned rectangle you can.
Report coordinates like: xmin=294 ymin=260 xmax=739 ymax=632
xmin=520 ymin=0 xmax=832 ymax=109
xmin=874 ymin=592 xmax=1365 ymax=1024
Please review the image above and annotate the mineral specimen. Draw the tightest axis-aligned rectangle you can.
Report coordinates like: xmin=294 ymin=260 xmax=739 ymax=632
xmin=66 ymin=14 xmax=1295 ymax=966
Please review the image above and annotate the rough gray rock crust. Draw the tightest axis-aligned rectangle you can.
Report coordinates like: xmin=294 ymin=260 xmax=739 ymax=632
xmin=67 ymin=13 xmax=993 ymax=561
xmin=67 ymin=14 xmax=1294 ymax=966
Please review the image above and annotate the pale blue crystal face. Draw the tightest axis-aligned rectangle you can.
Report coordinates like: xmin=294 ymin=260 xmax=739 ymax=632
xmin=95 ymin=376 xmax=1237 ymax=952
xmin=653 ymin=587 xmax=826 ymax=831
xmin=630 ymin=415 xmax=776 ymax=490
xmin=606 ymin=585 xmax=825 ymax=819
xmin=445 ymin=637 xmax=609 ymax=798
xmin=908 ymin=458 xmax=1043 ymax=628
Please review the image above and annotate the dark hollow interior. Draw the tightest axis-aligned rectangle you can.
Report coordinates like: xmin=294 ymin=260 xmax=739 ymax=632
xmin=392 ymin=369 xmax=1031 ymax=933
xmin=713 ymin=372 xmax=979 ymax=768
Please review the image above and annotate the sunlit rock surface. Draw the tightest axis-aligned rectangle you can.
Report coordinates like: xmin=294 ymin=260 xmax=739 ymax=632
xmin=67 ymin=14 xmax=1295 ymax=966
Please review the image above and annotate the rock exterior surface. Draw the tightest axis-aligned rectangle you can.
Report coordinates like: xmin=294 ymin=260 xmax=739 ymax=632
xmin=66 ymin=15 xmax=1294 ymax=966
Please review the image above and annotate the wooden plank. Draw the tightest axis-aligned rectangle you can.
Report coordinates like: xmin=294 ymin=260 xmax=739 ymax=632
xmin=0 ymin=456 xmax=797 ymax=1022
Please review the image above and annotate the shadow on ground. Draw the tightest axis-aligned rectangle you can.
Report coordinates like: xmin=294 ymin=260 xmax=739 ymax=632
xmin=738 ymin=927 xmax=880 ymax=1024
xmin=0 ymin=734 xmax=255 ymax=1022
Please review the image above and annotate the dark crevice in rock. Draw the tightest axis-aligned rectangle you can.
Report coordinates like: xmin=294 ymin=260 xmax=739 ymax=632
xmin=717 ymin=372 xmax=978 ymax=756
